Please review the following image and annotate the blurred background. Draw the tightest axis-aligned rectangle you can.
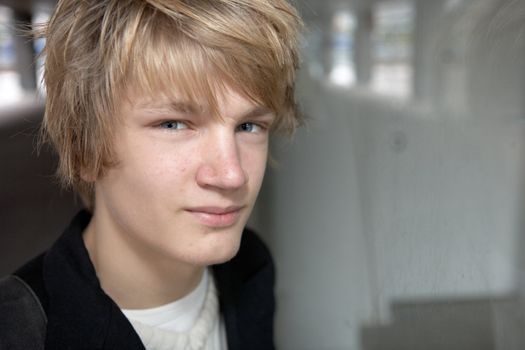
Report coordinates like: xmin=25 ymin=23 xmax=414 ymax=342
xmin=1 ymin=0 xmax=525 ymax=349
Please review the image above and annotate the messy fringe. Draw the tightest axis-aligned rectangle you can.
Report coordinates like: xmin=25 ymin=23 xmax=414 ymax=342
xmin=39 ymin=0 xmax=303 ymax=209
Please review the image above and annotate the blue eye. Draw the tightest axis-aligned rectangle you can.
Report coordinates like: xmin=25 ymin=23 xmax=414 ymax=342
xmin=159 ymin=121 xmax=188 ymax=130
xmin=237 ymin=122 xmax=261 ymax=133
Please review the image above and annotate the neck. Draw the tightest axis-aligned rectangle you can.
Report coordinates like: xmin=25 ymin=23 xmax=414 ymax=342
xmin=83 ymin=213 xmax=204 ymax=310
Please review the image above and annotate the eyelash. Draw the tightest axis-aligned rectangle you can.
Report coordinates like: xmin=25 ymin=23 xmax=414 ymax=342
xmin=158 ymin=120 xmax=189 ymax=130
xmin=157 ymin=120 xmax=268 ymax=133
xmin=236 ymin=122 xmax=267 ymax=133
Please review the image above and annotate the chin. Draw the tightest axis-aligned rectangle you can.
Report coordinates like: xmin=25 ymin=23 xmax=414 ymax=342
xmin=207 ymin=239 xmax=242 ymax=265
xmin=186 ymin=233 xmax=243 ymax=266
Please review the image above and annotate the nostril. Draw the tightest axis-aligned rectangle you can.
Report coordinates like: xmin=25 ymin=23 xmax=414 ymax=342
xmin=195 ymin=159 xmax=248 ymax=189
xmin=196 ymin=135 xmax=248 ymax=189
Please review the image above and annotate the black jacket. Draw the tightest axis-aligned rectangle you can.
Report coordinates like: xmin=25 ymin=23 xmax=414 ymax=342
xmin=14 ymin=211 xmax=276 ymax=350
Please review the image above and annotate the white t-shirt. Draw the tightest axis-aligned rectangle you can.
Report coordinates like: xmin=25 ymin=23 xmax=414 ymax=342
xmin=122 ymin=269 xmax=227 ymax=350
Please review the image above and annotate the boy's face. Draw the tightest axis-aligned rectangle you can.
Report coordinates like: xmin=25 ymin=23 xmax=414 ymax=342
xmin=92 ymin=86 xmax=274 ymax=266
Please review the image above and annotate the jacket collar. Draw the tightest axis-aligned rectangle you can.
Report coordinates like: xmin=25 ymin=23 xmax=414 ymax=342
xmin=43 ymin=211 xmax=145 ymax=349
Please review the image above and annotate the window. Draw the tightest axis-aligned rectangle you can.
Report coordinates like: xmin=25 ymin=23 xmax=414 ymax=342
xmin=370 ymin=0 xmax=415 ymax=97
xmin=328 ymin=10 xmax=356 ymax=87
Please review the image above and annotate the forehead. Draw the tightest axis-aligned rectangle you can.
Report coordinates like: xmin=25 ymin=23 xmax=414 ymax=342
xmin=122 ymin=86 xmax=272 ymax=120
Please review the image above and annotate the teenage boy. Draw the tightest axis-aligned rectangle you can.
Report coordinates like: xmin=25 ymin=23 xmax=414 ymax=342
xmin=0 ymin=0 xmax=302 ymax=349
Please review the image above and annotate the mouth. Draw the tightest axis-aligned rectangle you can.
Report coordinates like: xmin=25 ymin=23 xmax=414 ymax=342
xmin=185 ymin=206 xmax=245 ymax=228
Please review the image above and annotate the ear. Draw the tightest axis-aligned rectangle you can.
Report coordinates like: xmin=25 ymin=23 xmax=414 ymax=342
xmin=80 ymin=167 xmax=98 ymax=183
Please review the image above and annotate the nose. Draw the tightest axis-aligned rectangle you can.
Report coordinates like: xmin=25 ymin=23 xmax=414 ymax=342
xmin=196 ymin=132 xmax=248 ymax=190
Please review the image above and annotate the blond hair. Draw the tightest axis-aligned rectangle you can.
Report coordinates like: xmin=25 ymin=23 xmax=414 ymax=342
xmin=39 ymin=0 xmax=303 ymax=209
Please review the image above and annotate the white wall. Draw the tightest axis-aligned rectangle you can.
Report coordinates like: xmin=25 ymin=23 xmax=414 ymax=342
xmin=254 ymin=0 xmax=525 ymax=349
xmin=263 ymin=79 xmax=374 ymax=350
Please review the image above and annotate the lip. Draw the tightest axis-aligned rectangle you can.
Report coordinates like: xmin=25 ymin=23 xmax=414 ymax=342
xmin=185 ymin=206 xmax=244 ymax=228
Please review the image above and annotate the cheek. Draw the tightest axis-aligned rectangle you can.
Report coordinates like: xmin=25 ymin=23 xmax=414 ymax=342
xmin=136 ymin=156 xmax=195 ymax=201
xmin=241 ymin=146 xmax=269 ymax=184
xmin=110 ymin=139 xmax=195 ymax=199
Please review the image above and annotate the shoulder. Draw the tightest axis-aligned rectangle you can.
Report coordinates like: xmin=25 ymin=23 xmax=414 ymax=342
xmin=12 ymin=253 xmax=49 ymax=313
xmin=0 ymin=274 xmax=47 ymax=349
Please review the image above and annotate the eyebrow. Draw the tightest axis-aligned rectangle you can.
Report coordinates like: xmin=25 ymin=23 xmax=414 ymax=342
xmin=139 ymin=100 xmax=273 ymax=120
xmin=242 ymin=106 xmax=273 ymax=120
xmin=139 ymin=101 xmax=201 ymax=115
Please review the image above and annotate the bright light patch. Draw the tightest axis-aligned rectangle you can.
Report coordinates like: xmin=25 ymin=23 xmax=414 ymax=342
xmin=328 ymin=10 xmax=357 ymax=87
xmin=371 ymin=0 xmax=415 ymax=98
